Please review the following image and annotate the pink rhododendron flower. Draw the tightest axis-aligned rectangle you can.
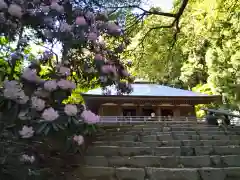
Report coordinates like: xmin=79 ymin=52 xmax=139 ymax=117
xmin=94 ymin=54 xmax=103 ymax=61
xmin=44 ymin=80 xmax=58 ymax=92
xmin=3 ymin=80 xmax=29 ymax=104
xmin=88 ymin=32 xmax=98 ymax=41
xmin=59 ymin=22 xmax=72 ymax=32
xmin=81 ymin=110 xmax=100 ymax=124
xmin=58 ymin=66 xmax=71 ymax=76
xmin=19 ymin=126 xmax=34 ymax=138
xmin=22 ymin=68 xmax=43 ymax=83
xmin=57 ymin=79 xmax=76 ymax=90
xmin=8 ymin=4 xmax=22 ymax=18
xmin=64 ymin=104 xmax=78 ymax=116
xmin=75 ymin=16 xmax=87 ymax=26
xmin=42 ymin=107 xmax=59 ymax=121
xmin=0 ymin=0 xmax=8 ymax=10
xmin=40 ymin=5 xmax=50 ymax=13
xmin=50 ymin=2 xmax=64 ymax=13
xmin=107 ymin=22 xmax=121 ymax=35
xmin=101 ymin=65 xmax=117 ymax=75
xmin=31 ymin=96 xmax=45 ymax=111
xmin=73 ymin=135 xmax=84 ymax=145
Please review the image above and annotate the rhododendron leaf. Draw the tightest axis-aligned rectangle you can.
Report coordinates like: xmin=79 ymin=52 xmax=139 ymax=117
xmin=72 ymin=117 xmax=79 ymax=125
xmin=56 ymin=124 xmax=65 ymax=130
xmin=52 ymin=123 xmax=59 ymax=131
xmin=36 ymin=123 xmax=48 ymax=134
xmin=44 ymin=126 xmax=51 ymax=136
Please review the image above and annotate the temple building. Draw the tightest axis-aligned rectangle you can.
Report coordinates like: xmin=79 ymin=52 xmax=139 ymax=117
xmin=81 ymin=82 xmax=221 ymax=119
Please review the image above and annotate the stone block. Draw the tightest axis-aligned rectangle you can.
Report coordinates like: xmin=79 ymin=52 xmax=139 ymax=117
xmin=119 ymin=147 xmax=152 ymax=156
xmin=210 ymin=155 xmax=222 ymax=167
xmin=195 ymin=146 xmax=213 ymax=155
xmin=179 ymin=156 xmax=211 ymax=168
xmin=173 ymin=134 xmax=190 ymax=140
xmin=85 ymin=156 xmax=108 ymax=166
xmin=116 ymin=167 xmax=145 ymax=180
xmin=222 ymin=155 xmax=240 ymax=167
xmin=159 ymin=140 xmax=181 ymax=147
xmin=224 ymin=167 xmax=240 ymax=178
xmin=181 ymin=140 xmax=201 ymax=146
xmin=80 ymin=166 xmax=115 ymax=178
xmin=154 ymin=147 xmax=181 ymax=156
xmin=157 ymin=134 xmax=173 ymax=141
xmin=141 ymin=135 xmax=157 ymax=141
xmin=199 ymin=167 xmax=225 ymax=180
xmin=87 ymin=146 xmax=119 ymax=156
xmin=181 ymin=147 xmax=194 ymax=156
xmin=146 ymin=167 xmax=199 ymax=180
xmin=159 ymin=156 xmax=179 ymax=168
xmin=214 ymin=146 xmax=240 ymax=155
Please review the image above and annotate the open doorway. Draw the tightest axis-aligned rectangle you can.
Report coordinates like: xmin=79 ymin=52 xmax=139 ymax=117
xmin=142 ymin=108 xmax=155 ymax=116
xmin=161 ymin=109 xmax=173 ymax=116
xmin=122 ymin=108 xmax=136 ymax=116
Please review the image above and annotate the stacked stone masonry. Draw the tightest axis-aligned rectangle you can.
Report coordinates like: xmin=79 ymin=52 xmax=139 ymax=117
xmin=69 ymin=123 xmax=240 ymax=180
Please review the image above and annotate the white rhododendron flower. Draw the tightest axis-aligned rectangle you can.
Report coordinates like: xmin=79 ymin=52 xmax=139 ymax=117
xmin=64 ymin=104 xmax=78 ymax=116
xmin=40 ymin=5 xmax=50 ymax=13
xmin=59 ymin=66 xmax=71 ymax=76
xmin=34 ymin=88 xmax=50 ymax=98
xmin=3 ymin=80 xmax=29 ymax=104
xmin=22 ymin=68 xmax=42 ymax=83
xmin=57 ymin=79 xmax=76 ymax=90
xmin=73 ymin=135 xmax=84 ymax=145
xmin=81 ymin=110 xmax=100 ymax=124
xmin=19 ymin=126 xmax=34 ymax=138
xmin=44 ymin=80 xmax=58 ymax=91
xmin=0 ymin=0 xmax=8 ymax=10
xmin=59 ymin=22 xmax=72 ymax=32
xmin=8 ymin=4 xmax=22 ymax=18
xmin=75 ymin=16 xmax=87 ymax=26
xmin=20 ymin=154 xmax=35 ymax=163
xmin=107 ymin=22 xmax=121 ymax=34
xmin=42 ymin=107 xmax=59 ymax=121
xmin=50 ymin=2 xmax=64 ymax=13
xmin=88 ymin=32 xmax=98 ymax=41
xmin=31 ymin=96 xmax=45 ymax=111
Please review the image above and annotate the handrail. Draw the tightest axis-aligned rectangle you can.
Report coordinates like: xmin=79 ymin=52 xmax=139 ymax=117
xmin=98 ymin=116 xmax=240 ymax=125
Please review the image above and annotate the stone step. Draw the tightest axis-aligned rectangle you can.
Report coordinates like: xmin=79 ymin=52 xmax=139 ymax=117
xmin=96 ymin=134 xmax=240 ymax=141
xmin=77 ymin=166 xmax=240 ymax=180
xmin=93 ymin=140 xmax=240 ymax=147
xmin=97 ymin=130 xmax=232 ymax=137
xmin=84 ymin=155 xmax=240 ymax=168
xmin=86 ymin=145 xmax=240 ymax=156
xmin=102 ymin=126 xmax=225 ymax=132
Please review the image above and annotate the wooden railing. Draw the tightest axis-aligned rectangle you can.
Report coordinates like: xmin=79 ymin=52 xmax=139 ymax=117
xmin=98 ymin=116 xmax=240 ymax=126
xmin=98 ymin=116 xmax=204 ymax=124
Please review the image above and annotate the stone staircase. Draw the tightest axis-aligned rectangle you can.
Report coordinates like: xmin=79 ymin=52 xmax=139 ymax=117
xmin=70 ymin=122 xmax=240 ymax=180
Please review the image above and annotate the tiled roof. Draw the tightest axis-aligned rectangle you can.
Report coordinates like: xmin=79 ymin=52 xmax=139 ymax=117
xmin=84 ymin=83 xmax=211 ymax=97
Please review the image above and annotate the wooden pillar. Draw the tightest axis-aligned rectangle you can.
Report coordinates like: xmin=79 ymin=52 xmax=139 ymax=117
xmin=157 ymin=106 xmax=161 ymax=121
xmin=117 ymin=104 xmax=122 ymax=116
xmin=136 ymin=104 xmax=140 ymax=116
xmin=173 ymin=108 xmax=180 ymax=120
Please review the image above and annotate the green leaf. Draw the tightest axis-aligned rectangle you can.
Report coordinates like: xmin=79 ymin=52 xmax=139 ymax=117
xmin=52 ymin=123 xmax=59 ymax=131
xmin=44 ymin=125 xmax=51 ymax=136
xmin=36 ymin=123 xmax=48 ymax=134
xmin=56 ymin=124 xmax=65 ymax=130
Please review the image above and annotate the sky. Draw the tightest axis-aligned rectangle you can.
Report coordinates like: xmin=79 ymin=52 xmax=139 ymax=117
xmin=141 ymin=0 xmax=174 ymax=11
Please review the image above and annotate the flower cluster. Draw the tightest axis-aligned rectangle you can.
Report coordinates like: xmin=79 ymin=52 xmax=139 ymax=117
xmin=81 ymin=110 xmax=100 ymax=124
xmin=3 ymin=80 xmax=29 ymax=104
